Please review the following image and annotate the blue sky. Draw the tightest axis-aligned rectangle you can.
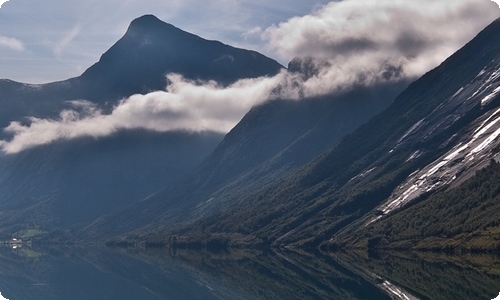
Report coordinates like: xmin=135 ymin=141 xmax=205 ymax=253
xmin=0 ymin=0 xmax=332 ymax=83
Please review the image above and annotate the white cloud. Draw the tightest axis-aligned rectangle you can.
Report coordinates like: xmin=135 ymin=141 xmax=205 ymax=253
xmin=0 ymin=0 xmax=8 ymax=9
xmin=0 ymin=73 xmax=283 ymax=154
xmin=263 ymin=0 xmax=500 ymax=95
xmin=0 ymin=34 xmax=24 ymax=51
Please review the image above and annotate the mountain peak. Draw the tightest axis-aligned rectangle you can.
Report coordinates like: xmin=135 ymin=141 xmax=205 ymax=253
xmin=78 ymin=15 xmax=283 ymax=101
xmin=128 ymin=14 xmax=177 ymax=31
xmin=125 ymin=14 xmax=182 ymax=39
xmin=131 ymin=14 xmax=162 ymax=25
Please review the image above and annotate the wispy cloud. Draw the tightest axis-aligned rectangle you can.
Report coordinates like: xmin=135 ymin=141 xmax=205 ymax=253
xmin=54 ymin=25 xmax=81 ymax=57
xmin=0 ymin=34 xmax=24 ymax=51
xmin=0 ymin=73 xmax=283 ymax=154
xmin=242 ymin=26 xmax=263 ymax=41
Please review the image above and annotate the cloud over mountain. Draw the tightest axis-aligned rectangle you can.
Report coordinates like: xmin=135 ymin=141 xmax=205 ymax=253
xmin=0 ymin=74 xmax=283 ymax=154
xmin=262 ymin=0 xmax=500 ymax=95
xmin=1 ymin=0 xmax=499 ymax=153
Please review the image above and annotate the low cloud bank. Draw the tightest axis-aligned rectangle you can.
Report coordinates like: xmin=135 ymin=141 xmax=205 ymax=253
xmin=1 ymin=0 xmax=499 ymax=154
xmin=0 ymin=74 xmax=283 ymax=154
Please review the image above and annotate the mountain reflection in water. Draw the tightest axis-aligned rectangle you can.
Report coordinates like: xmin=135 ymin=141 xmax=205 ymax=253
xmin=0 ymin=245 xmax=498 ymax=300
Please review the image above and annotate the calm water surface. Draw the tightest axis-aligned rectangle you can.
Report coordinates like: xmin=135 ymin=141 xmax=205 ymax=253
xmin=0 ymin=246 xmax=498 ymax=300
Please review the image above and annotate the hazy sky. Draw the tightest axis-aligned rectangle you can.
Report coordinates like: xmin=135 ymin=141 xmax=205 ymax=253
xmin=0 ymin=0 xmax=332 ymax=83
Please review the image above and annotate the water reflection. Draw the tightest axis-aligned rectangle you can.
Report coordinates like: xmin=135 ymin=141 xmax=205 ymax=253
xmin=0 ymin=245 xmax=498 ymax=300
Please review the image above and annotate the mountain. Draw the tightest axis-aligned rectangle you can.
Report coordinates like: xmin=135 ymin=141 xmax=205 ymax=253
xmin=0 ymin=15 xmax=283 ymax=236
xmin=77 ymin=14 xmax=284 ymax=103
xmin=0 ymin=131 xmax=223 ymax=235
xmin=82 ymin=64 xmax=412 ymax=238
xmin=105 ymin=18 xmax=500 ymax=250
xmin=0 ymin=14 xmax=283 ymax=127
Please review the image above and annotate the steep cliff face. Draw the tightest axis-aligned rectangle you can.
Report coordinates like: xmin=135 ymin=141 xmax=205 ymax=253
xmin=371 ymin=60 xmax=500 ymax=222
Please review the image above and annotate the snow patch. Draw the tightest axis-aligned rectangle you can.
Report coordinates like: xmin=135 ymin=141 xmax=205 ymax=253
xmin=481 ymin=86 xmax=500 ymax=106
xmin=372 ymin=106 xmax=500 ymax=222
xmin=468 ymin=126 xmax=500 ymax=158
xmin=469 ymin=67 xmax=500 ymax=100
xmin=397 ymin=119 xmax=425 ymax=144
xmin=476 ymin=68 xmax=487 ymax=78
xmin=380 ymin=280 xmax=419 ymax=300
xmin=366 ymin=61 xmax=500 ymax=226
xmin=406 ymin=150 xmax=422 ymax=162
xmin=451 ymin=87 xmax=464 ymax=99
xmin=349 ymin=167 xmax=376 ymax=183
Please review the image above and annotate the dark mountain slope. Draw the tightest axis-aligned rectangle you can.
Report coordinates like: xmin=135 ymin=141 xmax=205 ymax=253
xmin=77 ymin=14 xmax=284 ymax=102
xmin=82 ymin=77 xmax=411 ymax=239
xmin=0 ymin=15 xmax=282 ymax=235
xmin=160 ymin=18 xmax=500 ymax=248
xmin=0 ymin=131 xmax=223 ymax=233
xmin=0 ymin=79 xmax=73 ymax=129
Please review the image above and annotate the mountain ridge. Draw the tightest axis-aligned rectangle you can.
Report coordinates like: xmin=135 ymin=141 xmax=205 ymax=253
xmin=78 ymin=14 xmax=284 ymax=102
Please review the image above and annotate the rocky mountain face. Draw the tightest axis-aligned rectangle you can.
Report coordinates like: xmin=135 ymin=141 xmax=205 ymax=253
xmin=0 ymin=15 xmax=283 ymax=235
xmin=125 ymin=18 xmax=500 ymax=250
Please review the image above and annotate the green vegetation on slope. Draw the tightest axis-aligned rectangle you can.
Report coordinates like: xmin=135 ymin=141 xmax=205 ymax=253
xmin=338 ymin=160 xmax=500 ymax=252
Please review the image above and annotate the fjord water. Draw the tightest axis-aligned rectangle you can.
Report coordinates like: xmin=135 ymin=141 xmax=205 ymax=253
xmin=0 ymin=246 xmax=499 ymax=300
